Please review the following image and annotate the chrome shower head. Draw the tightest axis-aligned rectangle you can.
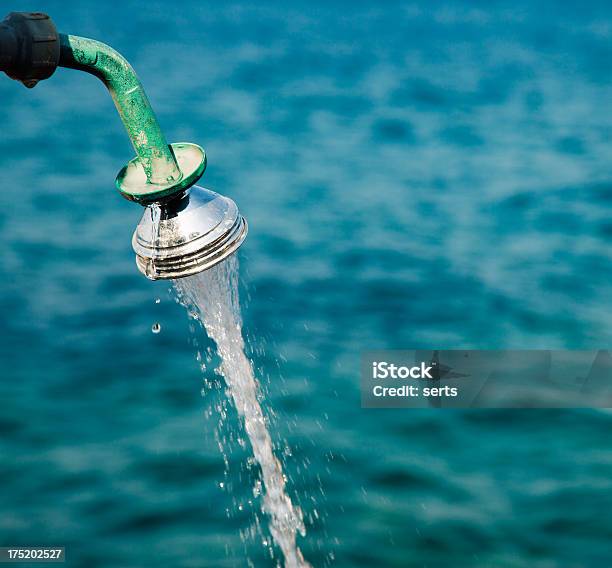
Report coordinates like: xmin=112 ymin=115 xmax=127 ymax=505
xmin=132 ymin=185 xmax=248 ymax=280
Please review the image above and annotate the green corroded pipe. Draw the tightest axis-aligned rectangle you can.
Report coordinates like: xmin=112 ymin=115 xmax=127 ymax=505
xmin=58 ymin=33 xmax=182 ymax=186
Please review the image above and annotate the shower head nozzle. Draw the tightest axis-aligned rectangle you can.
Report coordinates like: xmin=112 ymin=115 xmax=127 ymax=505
xmin=120 ymin=142 xmax=247 ymax=280
xmin=132 ymin=185 xmax=248 ymax=280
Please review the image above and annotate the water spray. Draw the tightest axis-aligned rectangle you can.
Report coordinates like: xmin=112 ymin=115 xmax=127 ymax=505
xmin=0 ymin=11 xmax=247 ymax=279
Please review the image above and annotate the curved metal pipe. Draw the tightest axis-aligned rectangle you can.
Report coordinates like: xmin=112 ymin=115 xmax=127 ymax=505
xmin=58 ymin=33 xmax=181 ymax=186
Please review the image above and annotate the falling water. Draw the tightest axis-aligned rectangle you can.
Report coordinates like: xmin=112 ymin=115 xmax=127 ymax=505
xmin=173 ymin=257 xmax=311 ymax=568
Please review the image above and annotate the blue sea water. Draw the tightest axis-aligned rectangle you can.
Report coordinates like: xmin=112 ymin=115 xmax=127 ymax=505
xmin=1 ymin=1 xmax=611 ymax=566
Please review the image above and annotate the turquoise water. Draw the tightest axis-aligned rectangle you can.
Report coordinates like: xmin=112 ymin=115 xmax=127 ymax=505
xmin=1 ymin=1 xmax=611 ymax=566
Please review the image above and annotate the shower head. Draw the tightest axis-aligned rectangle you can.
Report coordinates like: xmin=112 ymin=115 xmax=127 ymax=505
xmin=132 ymin=185 xmax=248 ymax=280
xmin=0 ymin=12 xmax=247 ymax=281
xmin=118 ymin=140 xmax=248 ymax=280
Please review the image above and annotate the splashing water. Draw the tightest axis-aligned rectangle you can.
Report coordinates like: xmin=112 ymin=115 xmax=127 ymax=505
xmin=174 ymin=257 xmax=311 ymax=568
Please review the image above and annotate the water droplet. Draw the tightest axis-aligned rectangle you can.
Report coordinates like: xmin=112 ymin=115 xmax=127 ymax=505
xmin=219 ymin=482 xmax=225 ymax=489
xmin=151 ymin=323 xmax=161 ymax=334
xmin=155 ymin=297 xmax=161 ymax=304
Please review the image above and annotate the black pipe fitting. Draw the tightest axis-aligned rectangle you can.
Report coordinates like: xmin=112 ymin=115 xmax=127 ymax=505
xmin=0 ymin=12 xmax=59 ymax=88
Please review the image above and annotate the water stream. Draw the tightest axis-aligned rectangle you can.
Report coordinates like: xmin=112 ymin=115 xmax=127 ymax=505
xmin=173 ymin=257 xmax=311 ymax=568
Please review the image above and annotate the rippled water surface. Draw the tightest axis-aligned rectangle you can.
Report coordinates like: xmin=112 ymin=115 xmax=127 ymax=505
xmin=1 ymin=1 xmax=611 ymax=566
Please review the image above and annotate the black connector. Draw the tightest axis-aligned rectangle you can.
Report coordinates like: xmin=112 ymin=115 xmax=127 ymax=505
xmin=0 ymin=12 xmax=59 ymax=88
